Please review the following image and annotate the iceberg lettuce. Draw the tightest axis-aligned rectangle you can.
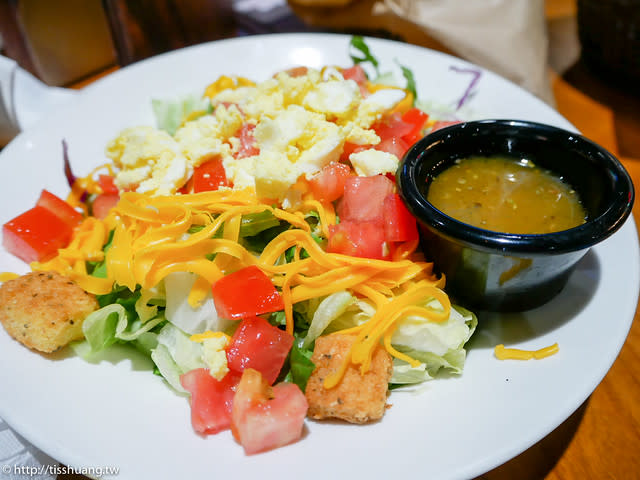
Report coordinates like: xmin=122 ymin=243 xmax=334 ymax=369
xmin=303 ymin=291 xmax=355 ymax=347
xmin=82 ymin=303 xmax=165 ymax=352
xmin=390 ymin=306 xmax=477 ymax=384
xmin=164 ymin=272 xmax=234 ymax=335
xmin=298 ymin=289 xmax=477 ymax=385
xmin=152 ymin=94 xmax=211 ymax=135
xmin=150 ymin=323 xmax=205 ymax=394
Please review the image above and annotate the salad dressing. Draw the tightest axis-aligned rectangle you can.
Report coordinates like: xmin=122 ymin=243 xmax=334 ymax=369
xmin=427 ymin=156 xmax=587 ymax=234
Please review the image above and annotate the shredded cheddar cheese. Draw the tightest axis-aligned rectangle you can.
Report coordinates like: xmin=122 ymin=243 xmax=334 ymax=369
xmin=190 ymin=331 xmax=231 ymax=343
xmin=31 ymin=187 xmax=447 ymax=388
xmin=203 ymin=75 xmax=255 ymax=100
xmin=494 ymin=343 xmax=559 ymax=360
xmin=0 ymin=272 xmax=19 ymax=282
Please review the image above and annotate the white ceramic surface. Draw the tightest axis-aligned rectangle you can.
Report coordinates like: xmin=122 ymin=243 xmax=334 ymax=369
xmin=0 ymin=34 xmax=637 ymax=480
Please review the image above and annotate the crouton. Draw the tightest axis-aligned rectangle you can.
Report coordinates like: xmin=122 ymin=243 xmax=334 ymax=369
xmin=0 ymin=271 xmax=99 ymax=353
xmin=305 ymin=334 xmax=393 ymax=424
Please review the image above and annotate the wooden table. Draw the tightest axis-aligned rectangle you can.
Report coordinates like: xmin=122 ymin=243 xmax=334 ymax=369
xmin=58 ymin=2 xmax=639 ymax=479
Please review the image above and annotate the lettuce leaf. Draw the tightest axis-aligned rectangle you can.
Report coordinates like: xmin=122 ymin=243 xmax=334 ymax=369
xmin=163 ymin=272 xmax=234 ymax=335
xmin=300 ymin=290 xmax=477 ymax=386
xmin=156 ymin=322 xmax=205 ymax=373
xmin=390 ymin=305 xmax=477 ymax=384
xmin=151 ymin=344 xmax=188 ymax=394
xmin=82 ymin=303 xmax=166 ymax=352
xmin=150 ymin=323 xmax=205 ymax=394
xmin=283 ymin=338 xmax=315 ymax=392
xmin=303 ymin=291 xmax=355 ymax=347
xmin=349 ymin=35 xmax=379 ymax=76
xmin=152 ymin=94 xmax=211 ymax=135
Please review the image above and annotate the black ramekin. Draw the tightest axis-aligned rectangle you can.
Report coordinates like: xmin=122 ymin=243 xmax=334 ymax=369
xmin=397 ymin=119 xmax=635 ymax=311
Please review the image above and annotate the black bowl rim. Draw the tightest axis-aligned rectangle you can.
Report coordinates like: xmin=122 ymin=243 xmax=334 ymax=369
xmin=398 ymin=119 xmax=636 ymax=255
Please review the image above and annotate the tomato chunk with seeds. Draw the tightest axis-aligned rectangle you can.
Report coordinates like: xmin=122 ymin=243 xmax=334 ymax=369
xmin=231 ymin=368 xmax=308 ymax=455
xmin=3 ymin=206 xmax=72 ymax=263
xmin=180 ymin=369 xmax=239 ymax=435
xmin=36 ymin=189 xmax=83 ymax=230
xmin=212 ymin=265 xmax=284 ymax=320
xmin=226 ymin=317 xmax=293 ymax=384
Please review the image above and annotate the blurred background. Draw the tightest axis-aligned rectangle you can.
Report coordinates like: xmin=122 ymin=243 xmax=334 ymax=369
xmin=0 ymin=0 xmax=638 ymax=153
xmin=0 ymin=0 xmax=636 ymax=89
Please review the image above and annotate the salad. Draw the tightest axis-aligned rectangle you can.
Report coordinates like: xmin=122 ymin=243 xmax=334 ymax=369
xmin=0 ymin=37 xmax=476 ymax=455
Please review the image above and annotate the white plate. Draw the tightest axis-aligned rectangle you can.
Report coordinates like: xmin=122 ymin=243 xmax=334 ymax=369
xmin=0 ymin=34 xmax=638 ymax=480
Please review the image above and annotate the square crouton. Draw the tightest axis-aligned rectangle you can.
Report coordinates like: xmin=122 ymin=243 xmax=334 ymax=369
xmin=0 ymin=271 xmax=98 ymax=353
xmin=305 ymin=334 xmax=393 ymax=424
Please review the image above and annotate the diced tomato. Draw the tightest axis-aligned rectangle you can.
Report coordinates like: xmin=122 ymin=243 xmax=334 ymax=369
xmin=231 ymin=368 xmax=308 ymax=455
xmin=308 ymin=162 xmax=352 ymax=202
xmin=339 ymin=141 xmax=369 ymax=162
xmin=327 ymin=220 xmax=388 ymax=260
xmin=180 ymin=368 xmax=240 ymax=435
xmin=226 ymin=317 xmax=294 ymax=384
xmin=383 ymin=194 xmax=419 ymax=242
xmin=3 ymin=206 xmax=72 ymax=263
xmin=375 ymin=136 xmax=410 ymax=159
xmin=98 ymin=174 xmax=119 ymax=194
xmin=400 ymin=108 xmax=430 ymax=145
xmin=372 ymin=108 xmax=429 ymax=157
xmin=341 ymin=65 xmax=368 ymax=86
xmin=92 ymin=193 xmax=120 ymax=220
xmin=235 ymin=124 xmax=259 ymax=159
xmin=373 ymin=112 xmax=414 ymax=141
xmin=36 ymin=189 xmax=83 ymax=230
xmin=192 ymin=156 xmax=230 ymax=193
xmin=212 ymin=265 xmax=284 ymax=320
xmin=338 ymin=174 xmax=395 ymax=222
xmin=431 ymin=120 xmax=461 ymax=132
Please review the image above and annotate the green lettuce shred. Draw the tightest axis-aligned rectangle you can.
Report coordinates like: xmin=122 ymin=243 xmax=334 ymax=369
xmin=349 ymin=35 xmax=379 ymax=76
xmin=82 ymin=303 xmax=166 ymax=352
xmin=152 ymin=94 xmax=211 ymax=135
xmin=283 ymin=339 xmax=315 ymax=392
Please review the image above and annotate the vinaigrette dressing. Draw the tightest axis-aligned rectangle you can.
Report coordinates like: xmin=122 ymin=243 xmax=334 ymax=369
xmin=427 ymin=156 xmax=587 ymax=234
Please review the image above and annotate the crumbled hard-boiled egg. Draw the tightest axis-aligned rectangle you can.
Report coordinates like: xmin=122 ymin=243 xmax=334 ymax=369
xmin=193 ymin=331 xmax=231 ymax=380
xmin=349 ymin=148 xmax=400 ymax=177
xmin=249 ymin=105 xmax=343 ymax=200
xmin=104 ymin=67 xmax=409 ymax=200
xmin=174 ymin=104 xmax=243 ymax=166
xmin=303 ymin=79 xmax=361 ymax=118
xmin=105 ymin=126 xmax=190 ymax=196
